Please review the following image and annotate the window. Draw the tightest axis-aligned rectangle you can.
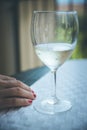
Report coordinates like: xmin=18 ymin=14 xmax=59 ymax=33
xmin=56 ymin=0 xmax=87 ymax=58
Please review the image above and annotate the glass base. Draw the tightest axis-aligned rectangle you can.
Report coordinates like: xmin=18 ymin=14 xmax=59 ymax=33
xmin=33 ymin=99 xmax=72 ymax=115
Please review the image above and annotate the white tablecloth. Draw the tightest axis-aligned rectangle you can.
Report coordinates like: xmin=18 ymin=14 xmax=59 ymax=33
xmin=0 ymin=59 xmax=87 ymax=130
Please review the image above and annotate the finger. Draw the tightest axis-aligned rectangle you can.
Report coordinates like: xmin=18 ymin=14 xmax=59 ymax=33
xmin=0 ymin=74 xmax=16 ymax=80
xmin=0 ymin=79 xmax=17 ymax=89
xmin=0 ymin=87 xmax=36 ymax=100
xmin=0 ymin=98 xmax=32 ymax=109
xmin=16 ymin=80 xmax=33 ymax=92
xmin=0 ymin=79 xmax=33 ymax=92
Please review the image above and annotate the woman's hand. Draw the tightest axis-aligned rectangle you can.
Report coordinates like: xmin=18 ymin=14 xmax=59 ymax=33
xmin=0 ymin=74 xmax=36 ymax=109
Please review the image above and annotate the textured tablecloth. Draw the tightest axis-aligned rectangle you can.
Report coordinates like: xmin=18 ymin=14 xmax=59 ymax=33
xmin=0 ymin=59 xmax=87 ymax=130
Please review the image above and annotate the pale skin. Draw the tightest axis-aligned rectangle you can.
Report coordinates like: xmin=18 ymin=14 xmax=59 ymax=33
xmin=0 ymin=74 xmax=36 ymax=110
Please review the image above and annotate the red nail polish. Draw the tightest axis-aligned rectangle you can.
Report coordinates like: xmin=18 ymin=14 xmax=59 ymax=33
xmin=32 ymin=90 xmax=34 ymax=93
xmin=28 ymin=100 xmax=32 ymax=104
xmin=33 ymin=93 xmax=36 ymax=98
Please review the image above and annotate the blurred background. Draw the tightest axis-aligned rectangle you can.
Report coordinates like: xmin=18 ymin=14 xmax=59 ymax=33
xmin=0 ymin=0 xmax=87 ymax=75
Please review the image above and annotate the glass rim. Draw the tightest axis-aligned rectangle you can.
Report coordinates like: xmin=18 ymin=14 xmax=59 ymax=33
xmin=33 ymin=10 xmax=77 ymax=14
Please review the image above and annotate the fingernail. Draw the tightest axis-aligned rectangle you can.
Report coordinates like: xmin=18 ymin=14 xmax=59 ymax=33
xmin=33 ymin=93 xmax=36 ymax=98
xmin=28 ymin=100 xmax=32 ymax=104
xmin=32 ymin=90 xmax=34 ymax=93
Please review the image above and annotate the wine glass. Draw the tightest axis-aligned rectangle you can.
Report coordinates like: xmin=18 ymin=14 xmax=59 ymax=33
xmin=31 ymin=11 xmax=79 ymax=114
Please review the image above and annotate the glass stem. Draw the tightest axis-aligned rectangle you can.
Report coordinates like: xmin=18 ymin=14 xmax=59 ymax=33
xmin=49 ymin=70 xmax=59 ymax=104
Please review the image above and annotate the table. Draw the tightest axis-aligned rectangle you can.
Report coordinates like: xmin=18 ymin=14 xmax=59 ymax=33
xmin=0 ymin=59 xmax=87 ymax=130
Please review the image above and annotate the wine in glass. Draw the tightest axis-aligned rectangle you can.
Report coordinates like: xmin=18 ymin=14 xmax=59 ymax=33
xmin=31 ymin=11 xmax=79 ymax=114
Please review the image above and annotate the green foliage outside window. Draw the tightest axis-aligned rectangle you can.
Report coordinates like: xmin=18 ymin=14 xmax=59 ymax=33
xmin=72 ymin=14 xmax=87 ymax=59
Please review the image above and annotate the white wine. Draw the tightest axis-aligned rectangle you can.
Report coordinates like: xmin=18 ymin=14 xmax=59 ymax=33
xmin=32 ymin=11 xmax=78 ymax=114
xmin=35 ymin=43 xmax=73 ymax=71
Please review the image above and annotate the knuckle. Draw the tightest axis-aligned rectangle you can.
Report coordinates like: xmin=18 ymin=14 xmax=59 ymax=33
xmin=10 ymin=87 xmax=22 ymax=96
xmin=11 ymin=98 xmax=18 ymax=106
xmin=17 ymin=80 xmax=22 ymax=87
xmin=15 ymin=87 xmax=22 ymax=95
xmin=23 ymin=99 xmax=29 ymax=106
